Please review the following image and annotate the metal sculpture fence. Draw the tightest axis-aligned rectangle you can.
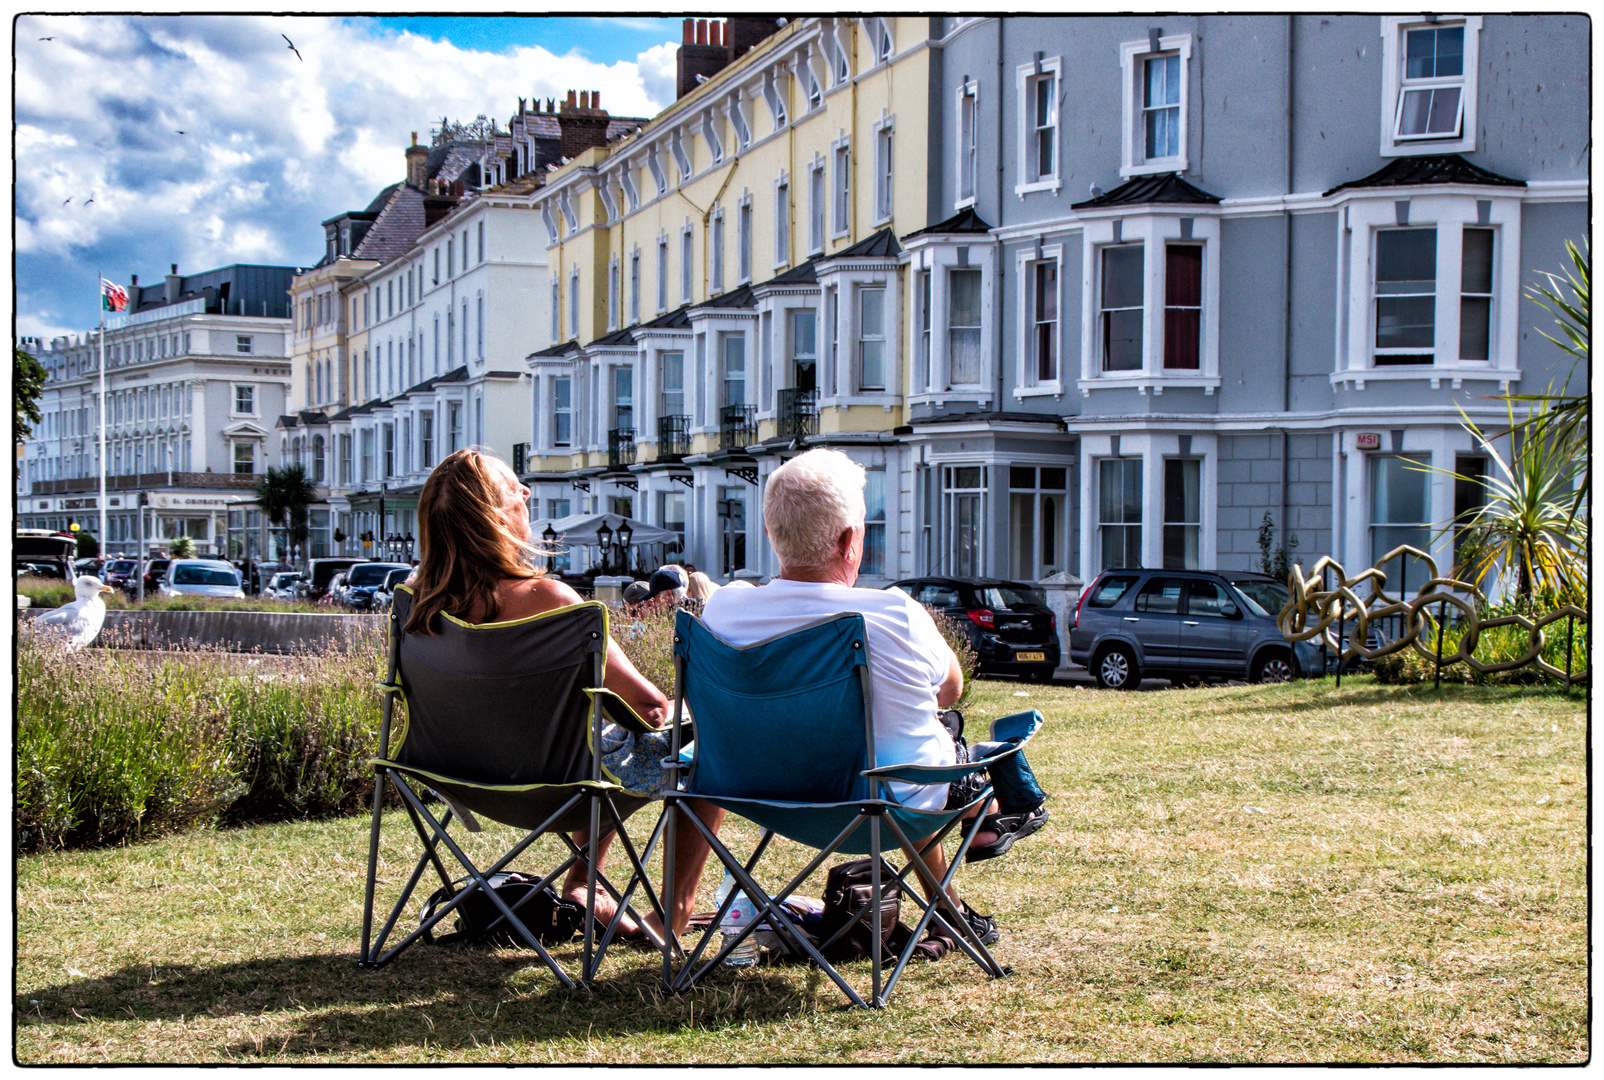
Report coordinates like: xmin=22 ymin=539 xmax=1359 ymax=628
xmin=1278 ymin=546 xmax=1588 ymax=690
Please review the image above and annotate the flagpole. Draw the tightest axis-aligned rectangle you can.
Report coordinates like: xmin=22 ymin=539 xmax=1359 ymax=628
xmin=98 ymin=272 xmax=108 ymax=554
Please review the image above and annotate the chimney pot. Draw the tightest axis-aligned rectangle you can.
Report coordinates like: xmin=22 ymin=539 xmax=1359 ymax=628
xmin=566 ymin=89 xmax=577 ymax=108
xmin=411 ymin=131 xmax=418 ymax=146
xmin=592 ymin=90 xmax=601 ymax=110
xmin=683 ymin=17 xmax=693 ymax=43
xmin=713 ymin=21 xmax=723 ymax=47
xmin=696 ymin=19 xmax=707 ymax=45
xmin=170 ymin=264 xmax=177 ymax=274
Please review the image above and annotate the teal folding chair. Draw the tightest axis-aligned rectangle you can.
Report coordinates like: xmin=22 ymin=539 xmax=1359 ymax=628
xmin=359 ymin=585 xmax=672 ymax=987
xmin=659 ymin=609 xmax=1042 ymax=1007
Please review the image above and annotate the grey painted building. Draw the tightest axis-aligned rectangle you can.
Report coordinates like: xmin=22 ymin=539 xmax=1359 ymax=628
xmin=906 ymin=14 xmax=1586 ymax=592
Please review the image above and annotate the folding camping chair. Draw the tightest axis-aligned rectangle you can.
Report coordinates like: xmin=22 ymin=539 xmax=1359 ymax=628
xmin=359 ymin=585 xmax=673 ymax=987
xmin=658 ymin=609 xmax=1043 ymax=1008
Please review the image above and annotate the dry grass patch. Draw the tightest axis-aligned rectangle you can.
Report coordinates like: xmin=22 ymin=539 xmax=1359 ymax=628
xmin=15 ymin=676 xmax=1586 ymax=1063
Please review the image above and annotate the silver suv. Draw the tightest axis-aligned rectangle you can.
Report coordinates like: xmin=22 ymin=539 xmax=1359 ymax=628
xmin=1069 ymin=569 xmax=1326 ymax=689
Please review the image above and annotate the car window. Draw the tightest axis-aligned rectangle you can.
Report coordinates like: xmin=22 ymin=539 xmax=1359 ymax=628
xmin=978 ymin=586 xmax=1043 ymax=610
xmin=173 ymin=565 xmax=239 ymax=586
xmin=383 ymin=569 xmax=410 ymax=588
xmin=1134 ymin=578 xmax=1185 ymax=615
xmin=917 ymin=584 xmax=961 ymax=607
xmin=1087 ymin=575 xmax=1139 ymax=608
xmin=1229 ymin=579 xmax=1290 ymax=619
xmin=347 ymin=564 xmax=402 ymax=586
xmin=1185 ymin=580 xmax=1232 ymax=618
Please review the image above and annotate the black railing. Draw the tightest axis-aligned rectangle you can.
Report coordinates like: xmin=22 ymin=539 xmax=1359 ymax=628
xmin=607 ymin=428 xmax=636 ymax=468
xmin=719 ymin=404 xmax=757 ymax=451
xmin=30 ymin=471 xmax=259 ymax=494
xmin=656 ymin=414 xmax=691 ymax=459
xmin=777 ymin=387 xmax=819 ymax=439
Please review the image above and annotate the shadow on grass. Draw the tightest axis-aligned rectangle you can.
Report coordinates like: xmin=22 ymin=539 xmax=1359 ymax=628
xmin=1210 ymin=680 xmax=1579 ymax=716
xmin=16 ymin=943 xmax=901 ymax=1054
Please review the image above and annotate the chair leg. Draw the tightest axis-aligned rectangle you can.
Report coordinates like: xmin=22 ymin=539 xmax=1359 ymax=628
xmin=393 ymin=780 xmax=577 ymax=989
xmin=882 ymin=812 xmax=1009 ymax=985
xmin=359 ymin=765 xmax=388 ymax=965
xmin=582 ymin=794 xmax=602 ymax=984
xmin=870 ymin=814 xmax=884 ymax=1008
xmin=368 ymin=774 xmax=456 ymax=963
xmin=661 ymin=795 xmax=678 ymax=992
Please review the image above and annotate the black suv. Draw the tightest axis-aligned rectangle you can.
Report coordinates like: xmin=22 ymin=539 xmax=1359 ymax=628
xmin=1069 ymin=568 xmax=1326 ymax=689
xmin=888 ymin=576 xmax=1060 ymax=681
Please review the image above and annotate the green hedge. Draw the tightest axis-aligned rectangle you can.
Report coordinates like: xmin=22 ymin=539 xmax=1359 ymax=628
xmin=17 ymin=626 xmax=389 ymax=853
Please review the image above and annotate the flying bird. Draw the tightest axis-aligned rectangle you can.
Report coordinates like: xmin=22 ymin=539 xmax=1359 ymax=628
xmin=176 ymin=130 xmax=185 ymax=135
xmin=39 ymin=36 xmax=54 ymax=41
xmin=61 ymin=196 xmax=71 ymax=205
xmin=33 ymin=576 xmax=113 ymax=650
xmin=84 ymin=193 xmax=95 ymax=205
xmin=282 ymin=33 xmax=302 ymax=61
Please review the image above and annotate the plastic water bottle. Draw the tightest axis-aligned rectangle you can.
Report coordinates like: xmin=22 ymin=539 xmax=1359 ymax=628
xmin=714 ymin=870 xmax=759 ymax=967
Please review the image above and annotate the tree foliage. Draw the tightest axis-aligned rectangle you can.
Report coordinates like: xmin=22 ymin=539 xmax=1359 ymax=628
xmin=254 ymin=465 xmax=318 ymax=563
xmin=15 ymin=346 xmax=46 ymax=441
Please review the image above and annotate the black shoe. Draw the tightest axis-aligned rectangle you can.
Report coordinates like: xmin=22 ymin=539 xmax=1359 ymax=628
xmin=965 ymin=805 xmax=1049 ymax=863
xmin=960 ymin=900 xmax=999 ymax=946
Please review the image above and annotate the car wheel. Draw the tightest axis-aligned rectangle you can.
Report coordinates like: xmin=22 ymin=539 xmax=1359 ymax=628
xmin=1094 ymin=645 xmax=1139 ymax=690
xmin=1251 ymin=651 xmax=1296 ymax=684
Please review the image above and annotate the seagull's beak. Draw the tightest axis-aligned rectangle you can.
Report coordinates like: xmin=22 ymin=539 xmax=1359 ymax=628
xmin=100 ymin=585 xmax=114 ymax=594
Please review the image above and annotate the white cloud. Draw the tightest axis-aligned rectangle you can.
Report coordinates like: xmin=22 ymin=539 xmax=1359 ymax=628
xmin=14 ymin=13 xmax=679 ymax=338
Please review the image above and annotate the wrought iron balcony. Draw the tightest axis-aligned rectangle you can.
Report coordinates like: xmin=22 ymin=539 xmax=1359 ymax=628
xmin=719 ymin=404 xmax=757 ymax=452
xmin=607 ymin=428 xmax=636 ymax=469
xmin=656 ymin=414 xmax=690 ymax=460
xmin=29 ymin=471 xmax=260 ymax=495
xmin=777 ymin=387 xmax=819 ymax=439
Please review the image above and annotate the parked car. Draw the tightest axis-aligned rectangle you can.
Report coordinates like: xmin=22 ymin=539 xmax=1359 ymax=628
xmin=102 ymin=558 xmax=139 ymax=590
xmin=1069 ymin=568 xmax=1325 ymax=690
xmin=305 ymin=557 xmax=363 ymax=601
xmin=248 ymin=560 xmax=294 ymax=595
xmin=371 ymin=567 xmax=413 ymax=613
xmin=340 ymin=562 xmax=411 ymax=611
xmin=140 ymin=558 xmax=172 ymax=595
xmin=887 ymin=576 xmax=1061 ymax=681
xmin=263 ymin=571 xmax=306 ymax=600
xmin=158 ymin=559 xmax=245 ymax=599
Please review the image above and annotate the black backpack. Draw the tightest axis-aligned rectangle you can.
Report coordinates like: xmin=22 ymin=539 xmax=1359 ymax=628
xmin=420 ymin=872 xmax=584 ymax=948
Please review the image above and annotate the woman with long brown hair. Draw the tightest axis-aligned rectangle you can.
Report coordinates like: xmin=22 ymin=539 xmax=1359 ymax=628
xmin=407 ymin=447 xmax=722 ymax=941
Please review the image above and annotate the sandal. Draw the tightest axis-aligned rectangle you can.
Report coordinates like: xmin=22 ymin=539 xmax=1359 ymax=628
xmin=965 ymin=805 xmax=1049 ymax=863
xmin=960 ymin=900 xmax=1000 ymax=946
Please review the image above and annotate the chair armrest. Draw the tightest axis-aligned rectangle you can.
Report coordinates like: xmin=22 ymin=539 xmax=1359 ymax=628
xmin=862 ymin=709 xmax=1044 ymax=785
xmin=583 ymin=687 xmax=658 ymax=733
xmin=989 ymin=708 xmax=1044 ymax=745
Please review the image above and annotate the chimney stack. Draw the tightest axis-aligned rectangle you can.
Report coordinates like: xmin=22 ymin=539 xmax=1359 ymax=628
xmin=727 ymin=16 xmax=782 ymax=59
xmin=677 ymin=16 xmax=734 ymax=99
xmin=556 ymin=88 xmax=612 ymax=159
xmin=406 ymin=131 xmax=429 ymax=188
xmin=165 ymin=264 xmax=181 ymax=304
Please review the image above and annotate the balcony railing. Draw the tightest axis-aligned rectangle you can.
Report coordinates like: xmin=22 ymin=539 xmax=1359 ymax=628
xmin=28 ymin=471 xmax=260 ymax=495
xmin=777 ymin=387 xmax=820 ymax=439
xmin=608 ymin=428 xmax=636 ymax=469
xmin=656 ymin=414 xmax=690 ymax=460
xmin=719 ymin=404 xmax=757 ymax=452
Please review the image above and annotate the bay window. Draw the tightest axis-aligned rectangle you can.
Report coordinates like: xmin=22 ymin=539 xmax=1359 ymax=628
xmin=1100 ymin=246 xmax=1144 ymax=371
xmin=1162 ymin=459 xmax=1201 ymax=569
xmin=1373 ymin=227 xmax=1437 ymax=365
xmin=1163 ymin=245 xmax=1202 ymax=369
xmin=1098 ymin=458 xmax=1143 ymax=571
xmin=947 ymin=269 xmax=983 ymax=385
xmin=862 ymin=467 xmax=887 ymax=576
xmin=857 ymin=287 xmax=885 ymax=391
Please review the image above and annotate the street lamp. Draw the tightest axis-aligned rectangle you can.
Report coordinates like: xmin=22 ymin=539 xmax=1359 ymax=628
xmin=596 ymin=521 xmax=614 ymax=574
xmin=404 ymin=532 xmax=415 ymax=561
xmin=541 ymin=523 xmax=558 ymax=573
xmin=616 ymin=521 xmax=633 ymax=574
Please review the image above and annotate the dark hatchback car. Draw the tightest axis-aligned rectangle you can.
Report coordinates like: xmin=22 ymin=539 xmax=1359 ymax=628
xmin=1069 ymin=568 xmax=1326 ymax=689
xmin=341 ymin=562 xmax=411 ymax=610
xmin=888 ymin=576 xmax=1061 ymax=681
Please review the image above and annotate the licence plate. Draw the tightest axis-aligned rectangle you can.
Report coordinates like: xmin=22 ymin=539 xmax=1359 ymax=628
xmin=1015 ymin=651 xmax=1046 ymax=662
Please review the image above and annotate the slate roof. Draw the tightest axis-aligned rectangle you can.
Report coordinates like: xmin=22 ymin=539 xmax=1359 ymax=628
xmin=910 ymin=409 xmax=1068 ymax=428
xmin=349 ymin=183 xmax=429 ymax=264
xmin=591 ymin=324 xmax=640 ymax=347
xmin=639 ymin=304 xmax=693 ymax=330
xmin=1323 ymin=154 xmax=1526 ymax=196
xmin=826 ymin=228 xmax=902 ymax=259
xmin=692 ymin=283 xmax=756 ymax=309
xmin=1071 ymin=173 xmax=1221 ymax=209
xmin=764 ymin=258 xmax=818 ymax=286
xmin=902 ymin=206 xmax=994 ymax=240
xmin=528 ymin=340 xmax=583 ymax=359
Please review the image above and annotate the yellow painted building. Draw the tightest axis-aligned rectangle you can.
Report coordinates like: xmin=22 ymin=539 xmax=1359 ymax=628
xmin=527 ymin=17 xmax=937 ymax=583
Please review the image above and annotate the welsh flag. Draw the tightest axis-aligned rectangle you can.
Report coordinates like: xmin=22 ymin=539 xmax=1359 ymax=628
xmin=100 ymin=277 xmax=128 ymax=312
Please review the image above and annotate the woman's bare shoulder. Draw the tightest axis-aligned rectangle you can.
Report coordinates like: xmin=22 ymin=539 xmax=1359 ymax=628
xmin=497 ymin=573 xmax=584 ymax=621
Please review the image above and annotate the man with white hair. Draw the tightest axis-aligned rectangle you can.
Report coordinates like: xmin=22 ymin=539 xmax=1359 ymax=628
xmin=701 ymin=448 xmax=1047 ymax=944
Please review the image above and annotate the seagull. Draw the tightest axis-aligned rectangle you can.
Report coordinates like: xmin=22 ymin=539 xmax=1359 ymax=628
xmin=282 ymin=33 xmax=302 ymax=61
xmin=175 ymin=130 xmax=185 ymax=135
xmin=34 ymin=575 xmax=113 ymax=650
xmin=84 ymin=193 xmax=95 ymax=205
xmin=61 ymin=196 xmax=71 ymax=205
xmin=39 ymin=36 xmax=54 ymax=41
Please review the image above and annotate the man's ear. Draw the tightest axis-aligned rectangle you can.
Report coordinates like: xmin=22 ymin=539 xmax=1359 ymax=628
xmin=836 ymin=526 xmax=857 ymax=559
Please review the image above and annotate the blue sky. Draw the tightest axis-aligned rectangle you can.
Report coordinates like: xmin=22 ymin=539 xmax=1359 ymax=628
xmin=14 ymin=15 xmax=680 ymax=344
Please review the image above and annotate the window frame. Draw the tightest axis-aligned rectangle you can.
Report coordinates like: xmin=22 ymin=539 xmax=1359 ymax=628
xmin=232 ymin=383 xmax=257 ymax=417
xmin=1014 ymin=56 xmax=1063 ymax=196
xmin=856 ymin=285 xmax=887 ymax=392
xmin=737 ymin=193 xmax=754 ymax=284
xmin=831 ymin=138 xmax=851 ymax=239
xmin=1014 ymin=245 xmax=1064 ymax=395
xmin=1077 ymin=214 xmax=1222 ymax=395
xmin=1380 ymin=16 xmax=1481 ymax=157
xmin=872 ymin=114 xmax=895 ymax=225
xmin=955 ymin=78 xmax=979 ymax=209
xmin=1118 ymin=34 xmax=1193 ymax=178
xmin=773 ymin=173 xmax=791 ymax=268
xmin=711 ymin=206 xmax=726 ymax=293
xmin=808 ymin=159 xmax=826 ymax=255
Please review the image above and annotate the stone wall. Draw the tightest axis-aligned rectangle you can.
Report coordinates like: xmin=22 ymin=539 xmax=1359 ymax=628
xmin=1215 ymin=432 xmax=1333 ymax=573
xmin=22 ymin=607 xmax=385 ymax=654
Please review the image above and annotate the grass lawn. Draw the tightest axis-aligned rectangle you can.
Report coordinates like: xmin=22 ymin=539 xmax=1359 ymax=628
xmin=15 ymin=676 xmax=1587 ymax=1063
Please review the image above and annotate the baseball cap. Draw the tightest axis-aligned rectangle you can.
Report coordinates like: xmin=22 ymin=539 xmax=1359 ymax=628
xmin=622 ymin=580 xmax=652 ymax=604
xmin=646 ymin=567 xmax=687 ymax=599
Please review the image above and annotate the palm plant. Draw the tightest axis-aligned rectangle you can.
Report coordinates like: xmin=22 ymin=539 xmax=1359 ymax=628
xmin=1508 ymin=240 xmax=1588 ymax=520
xmin=1430 ymin=395 xmax=1588 ymax=608
xmin=254 ymin=465 xmax=318 ymax=563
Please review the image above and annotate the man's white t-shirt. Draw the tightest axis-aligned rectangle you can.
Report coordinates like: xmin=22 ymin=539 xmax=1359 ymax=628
xmin=699 ymin=577 xmax=955 ymax=810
